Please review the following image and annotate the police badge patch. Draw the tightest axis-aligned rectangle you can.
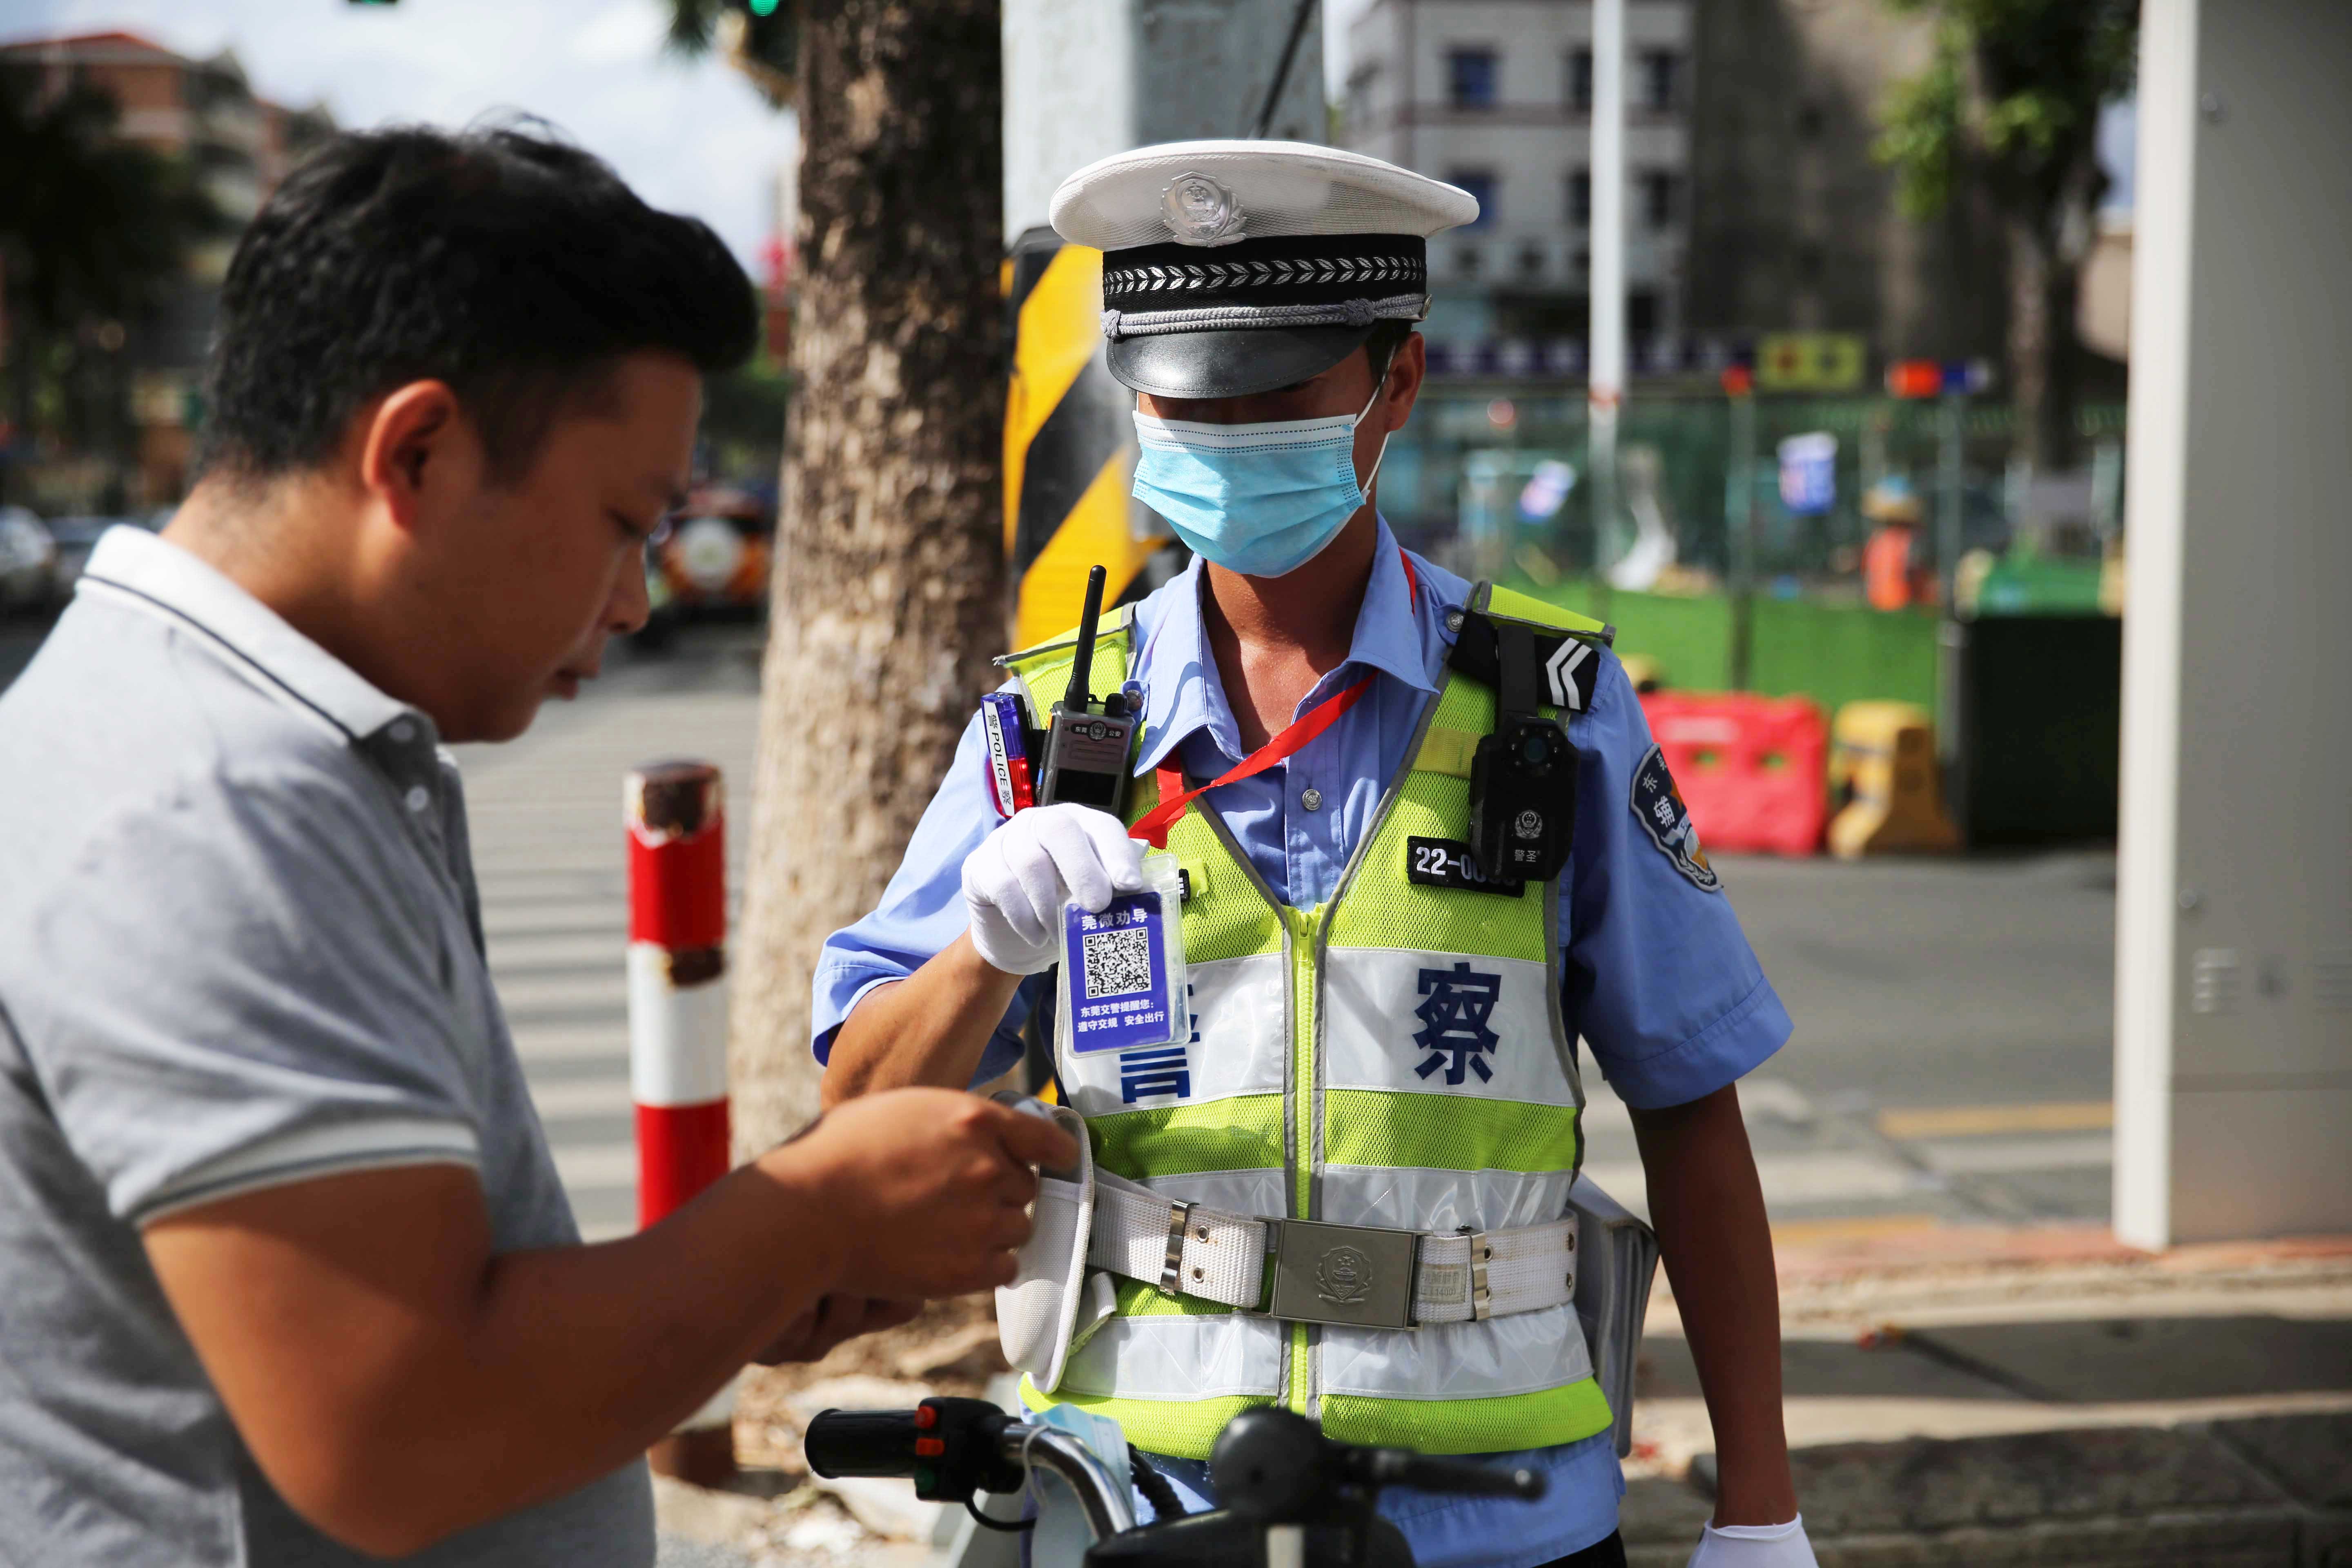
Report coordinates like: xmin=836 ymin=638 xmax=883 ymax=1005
xmin=1630 ymin=744 xmax=1721 ymax=892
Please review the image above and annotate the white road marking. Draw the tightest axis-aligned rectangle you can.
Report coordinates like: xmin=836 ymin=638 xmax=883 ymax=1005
xmin=552 ymin=1142 xmax=640 ymax=1192
xmin=526 ymin=1075 xmax=634 ymax=1120
xmin=1912 ymin=1132 xmax=2114 ymax=1176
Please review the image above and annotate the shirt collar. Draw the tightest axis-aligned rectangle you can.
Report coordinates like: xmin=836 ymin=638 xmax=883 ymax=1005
xmin=1132 ymin=515 xmax=1437 ymax=774
xmin=78 ymin=526 xmax=426 ymax=748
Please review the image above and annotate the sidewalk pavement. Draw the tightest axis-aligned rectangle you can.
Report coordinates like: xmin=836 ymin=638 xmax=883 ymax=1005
xmin=1620 ymin=1228 xmax=2352 ymax=1567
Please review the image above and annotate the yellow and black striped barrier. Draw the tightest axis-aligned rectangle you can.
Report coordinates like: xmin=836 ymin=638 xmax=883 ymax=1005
xmin=1002 ymin=227 xmax=1178 ymax=648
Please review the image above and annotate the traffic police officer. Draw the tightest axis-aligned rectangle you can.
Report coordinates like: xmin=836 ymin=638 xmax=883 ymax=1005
xmin=817 ymin=141 xmax=1815 ymax=1568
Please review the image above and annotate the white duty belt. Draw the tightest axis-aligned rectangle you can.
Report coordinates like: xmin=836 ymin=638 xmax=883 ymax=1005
xmin=993 ymin=1095 xmax=1621 ymax=1405
xmin=1086 ymin=1167 xmax=1579 ymax=1330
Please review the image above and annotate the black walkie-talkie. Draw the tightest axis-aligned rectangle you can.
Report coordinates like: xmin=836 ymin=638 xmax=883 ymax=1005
xmin=1034 ymin=565 xmax=1136 ymax=815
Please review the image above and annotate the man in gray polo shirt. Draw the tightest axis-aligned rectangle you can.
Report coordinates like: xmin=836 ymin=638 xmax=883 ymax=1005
xmin=0 ymin=126 xmax=1071 ymax=1566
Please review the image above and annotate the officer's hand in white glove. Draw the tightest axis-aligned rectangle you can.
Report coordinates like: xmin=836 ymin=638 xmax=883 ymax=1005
xmin=1688 ymin=1515 xmax=1817 ymax=1568
xmin=962 ymin=804 xmax=1147 ymax=976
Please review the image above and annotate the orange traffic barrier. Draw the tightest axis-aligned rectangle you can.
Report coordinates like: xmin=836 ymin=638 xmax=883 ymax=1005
xmin=1637 ymin=692 xmax=1829 ymax=857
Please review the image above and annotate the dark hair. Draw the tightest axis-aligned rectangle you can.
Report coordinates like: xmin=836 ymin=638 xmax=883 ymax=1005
xmin=200 ymin=123 xmax=757 ymax=485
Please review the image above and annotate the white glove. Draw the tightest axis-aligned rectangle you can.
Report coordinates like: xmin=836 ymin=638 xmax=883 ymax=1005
xmin=1688 ymin=1515 xmax=1816 ymax=1568
xmin=961 ymin=804 xmax=1146 ymax=976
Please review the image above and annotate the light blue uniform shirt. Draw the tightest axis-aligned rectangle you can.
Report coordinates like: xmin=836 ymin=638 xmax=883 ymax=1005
xmin=814 ymin=522 xmax=1791 ymax=1567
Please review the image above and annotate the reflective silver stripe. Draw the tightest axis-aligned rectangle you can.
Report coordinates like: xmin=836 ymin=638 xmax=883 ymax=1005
xmin=1101 ymin=293 xmax=1430 ymax=339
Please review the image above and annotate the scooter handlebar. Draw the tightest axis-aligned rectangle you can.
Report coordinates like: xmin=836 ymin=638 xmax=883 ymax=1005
xmin=803 ymin=1408 xmax=922 ymax=1479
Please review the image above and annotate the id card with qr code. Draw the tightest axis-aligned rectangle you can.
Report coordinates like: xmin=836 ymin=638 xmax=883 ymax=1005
xmin=1059 ymin=854 xmax=1187 ymax=1055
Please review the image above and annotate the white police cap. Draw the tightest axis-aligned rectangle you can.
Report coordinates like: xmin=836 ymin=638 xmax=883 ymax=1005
xmin=1049 ymin=140 xmax=1479 ymax=400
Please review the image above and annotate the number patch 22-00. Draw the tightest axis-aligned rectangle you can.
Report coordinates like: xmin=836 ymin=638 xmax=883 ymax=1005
xmin=1405 ymin=837 xmax=1526 ymax=897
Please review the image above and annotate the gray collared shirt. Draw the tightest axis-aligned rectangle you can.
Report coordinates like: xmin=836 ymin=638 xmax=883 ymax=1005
xmin=0 ymin=527 xmax=651 ymax=1566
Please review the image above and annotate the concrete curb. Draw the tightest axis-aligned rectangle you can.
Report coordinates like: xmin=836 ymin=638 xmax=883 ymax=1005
xmin=1621 ymin=1412 xmax=2352 ymax=1568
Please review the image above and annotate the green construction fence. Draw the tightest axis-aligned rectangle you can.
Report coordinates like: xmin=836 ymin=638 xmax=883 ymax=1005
xmin=1506 ymin=578 xmax=1944 ymax=722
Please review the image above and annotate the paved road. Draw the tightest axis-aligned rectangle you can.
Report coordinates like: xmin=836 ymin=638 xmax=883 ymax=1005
xmin=452 ymin=621 xmax=766 ymax=1241
xmin=1 ymin=605 xmax=2126 ymax=1238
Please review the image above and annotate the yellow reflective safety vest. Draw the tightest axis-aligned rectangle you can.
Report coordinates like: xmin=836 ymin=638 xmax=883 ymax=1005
xmin=1000 ymin=584 xmax=1615 ymax=1460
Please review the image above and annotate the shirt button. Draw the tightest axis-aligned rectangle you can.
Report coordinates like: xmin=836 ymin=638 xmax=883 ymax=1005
xmin=404 ymin=785 xmax=431 ymax=813
xmin=389 ymin=719 xmax=415 ymax=744
xmin=1301 ymin=787 xmax=1323 ymax=813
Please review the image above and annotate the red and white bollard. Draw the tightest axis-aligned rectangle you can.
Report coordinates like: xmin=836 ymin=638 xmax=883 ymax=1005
xmin=624 ymin=760 xmax=736 ymax=1485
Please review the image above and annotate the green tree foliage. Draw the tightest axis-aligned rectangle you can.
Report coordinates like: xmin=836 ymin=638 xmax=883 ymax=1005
xmin=0 ymin=64 xmax=211 ymax=349
xmin=666 ymin=0 xmax=797 ymax=107
xmin=1873 ymin=0 xmax=2138 ymax=467
xmin=0 ymin=62 xmax=214 ymax=466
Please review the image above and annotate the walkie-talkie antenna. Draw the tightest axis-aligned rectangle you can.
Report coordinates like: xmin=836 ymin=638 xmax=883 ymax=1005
xmin=1064 ymin=565 xmax=1107 ymax=713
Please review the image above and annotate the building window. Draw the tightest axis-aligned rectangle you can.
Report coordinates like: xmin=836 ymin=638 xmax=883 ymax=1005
xmin=1517 ymin=243 xmax=1546 ymax=279
xmin=1639 ymin=50 xmax=1681 ymax=113
xmin=1640 ymin=169 xmax=1678 ymax=228
xmin=1457 ymin=245 xmax=1484 ymax=280
xmin=1567 ymin=48 xmax=1593 ymax=112
xmin=1568 ymin=169 xmax=1591 ymax=227
xmin=1448 ymin=49 xmax=1498 ymax=109
xmin=1449 ymin=169 xmax=1497 ymax=228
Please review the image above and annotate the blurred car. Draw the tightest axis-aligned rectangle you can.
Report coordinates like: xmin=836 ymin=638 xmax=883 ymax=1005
xmin=0 ymin=507 xmax=57 ymax=615
xmin=653 ymin=487 xmax=772 ymax=617
xmin=44 ymin=516 xmax=125 ymax=598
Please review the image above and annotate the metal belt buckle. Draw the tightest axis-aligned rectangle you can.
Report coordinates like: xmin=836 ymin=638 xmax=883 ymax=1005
xmin=1263 ymin=1218 xmax=1421 ymax=1331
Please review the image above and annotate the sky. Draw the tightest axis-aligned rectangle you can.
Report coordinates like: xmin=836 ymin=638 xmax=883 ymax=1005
xmin=0 ymin=0 xmax=2133 ymax=255
xmin=0 ymin=0 xmax=800 ymax=265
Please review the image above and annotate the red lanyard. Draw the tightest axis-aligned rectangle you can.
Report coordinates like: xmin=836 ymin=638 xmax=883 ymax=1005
xmin=1131 ymin=550 xmax=1419 ymax=850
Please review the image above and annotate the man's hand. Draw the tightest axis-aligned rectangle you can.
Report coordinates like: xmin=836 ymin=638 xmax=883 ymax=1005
xmin=960 ymin=803 xmax=1144 ymax=974
xmin=751 ymin=1295 xmax=921 ymax=1366
xmin=772 ymin=1087 xmax=1078 ymax=1300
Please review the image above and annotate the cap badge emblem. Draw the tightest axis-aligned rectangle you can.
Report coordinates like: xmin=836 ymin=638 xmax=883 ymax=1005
xmin=1161 ymin=172 xmax=1246 ymax=247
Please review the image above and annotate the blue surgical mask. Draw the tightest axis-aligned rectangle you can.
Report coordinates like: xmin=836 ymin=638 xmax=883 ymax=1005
xmin=1131 ymin=381 xmax=1391 ymax=579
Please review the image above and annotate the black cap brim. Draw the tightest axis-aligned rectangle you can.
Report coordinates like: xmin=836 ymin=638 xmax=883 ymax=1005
xmin=1107 ymin=324 xmax=1375 ymax=401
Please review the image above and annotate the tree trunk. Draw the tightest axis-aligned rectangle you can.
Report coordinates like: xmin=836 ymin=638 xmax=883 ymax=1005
xmin=2004 ymin=214 xmax=2078 ymax=474
xmin=728 ymin=0 xmax=1006 ymax=1156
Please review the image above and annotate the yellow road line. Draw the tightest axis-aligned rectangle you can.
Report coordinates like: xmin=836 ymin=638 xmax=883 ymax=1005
xmin=1875 ymin=1100 xmax=2114 ymax=1140
xmin=1769 ymin=1214 xmax=1946 ymax=1247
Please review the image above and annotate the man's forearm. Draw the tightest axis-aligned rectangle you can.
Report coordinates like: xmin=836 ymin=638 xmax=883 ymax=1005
xmin=1629 ymin=1083 xmax=1797 ymax=1527
xmin=412 ymin=1147 xmax=854 ymax=1530
xmin=151 ymin=1149 xmax=851 ymax=1555
xmin=822 ymin=931 xmax=1025 ymax=1106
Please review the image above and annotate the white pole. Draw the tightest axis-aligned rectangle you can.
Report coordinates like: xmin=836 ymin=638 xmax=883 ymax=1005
xmin=1588 ymin=0 xmax=1626 ymax=570
xmin=2111 ymin=0 xmax=2201 ymax=1253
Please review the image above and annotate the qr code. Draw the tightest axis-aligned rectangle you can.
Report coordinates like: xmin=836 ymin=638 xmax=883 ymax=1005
xmin=1081 ymin=927 xmax=1153 ymax=999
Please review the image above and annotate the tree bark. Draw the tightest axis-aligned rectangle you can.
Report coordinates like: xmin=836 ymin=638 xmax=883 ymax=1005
xmin=728 ymin=0 xmax=1006 ymax=1156
xmin=2003 ymin=214 xmax=2078 ymax=474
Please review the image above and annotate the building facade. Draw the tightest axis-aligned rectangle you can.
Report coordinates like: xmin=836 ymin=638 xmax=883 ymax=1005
xmin=1680 ymin=0 xmax=2005 ymax=370
xmin=0 ymin=33 xmax=334 ymax=506
xmin=1343 ymin=0 xmax=1698 ymax=378
xmin=1340 ymin=0 xmax=2011 ymax=385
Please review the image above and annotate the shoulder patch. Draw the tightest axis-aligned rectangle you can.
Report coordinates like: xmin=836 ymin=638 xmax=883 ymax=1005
xmin=1629 ymin=744 xmax=1721 ymax=892
xmin=1543 ymin=637 xmax=1599 ymax=712
xmin=1447 ymin=610 xmax=1607 ymax=712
